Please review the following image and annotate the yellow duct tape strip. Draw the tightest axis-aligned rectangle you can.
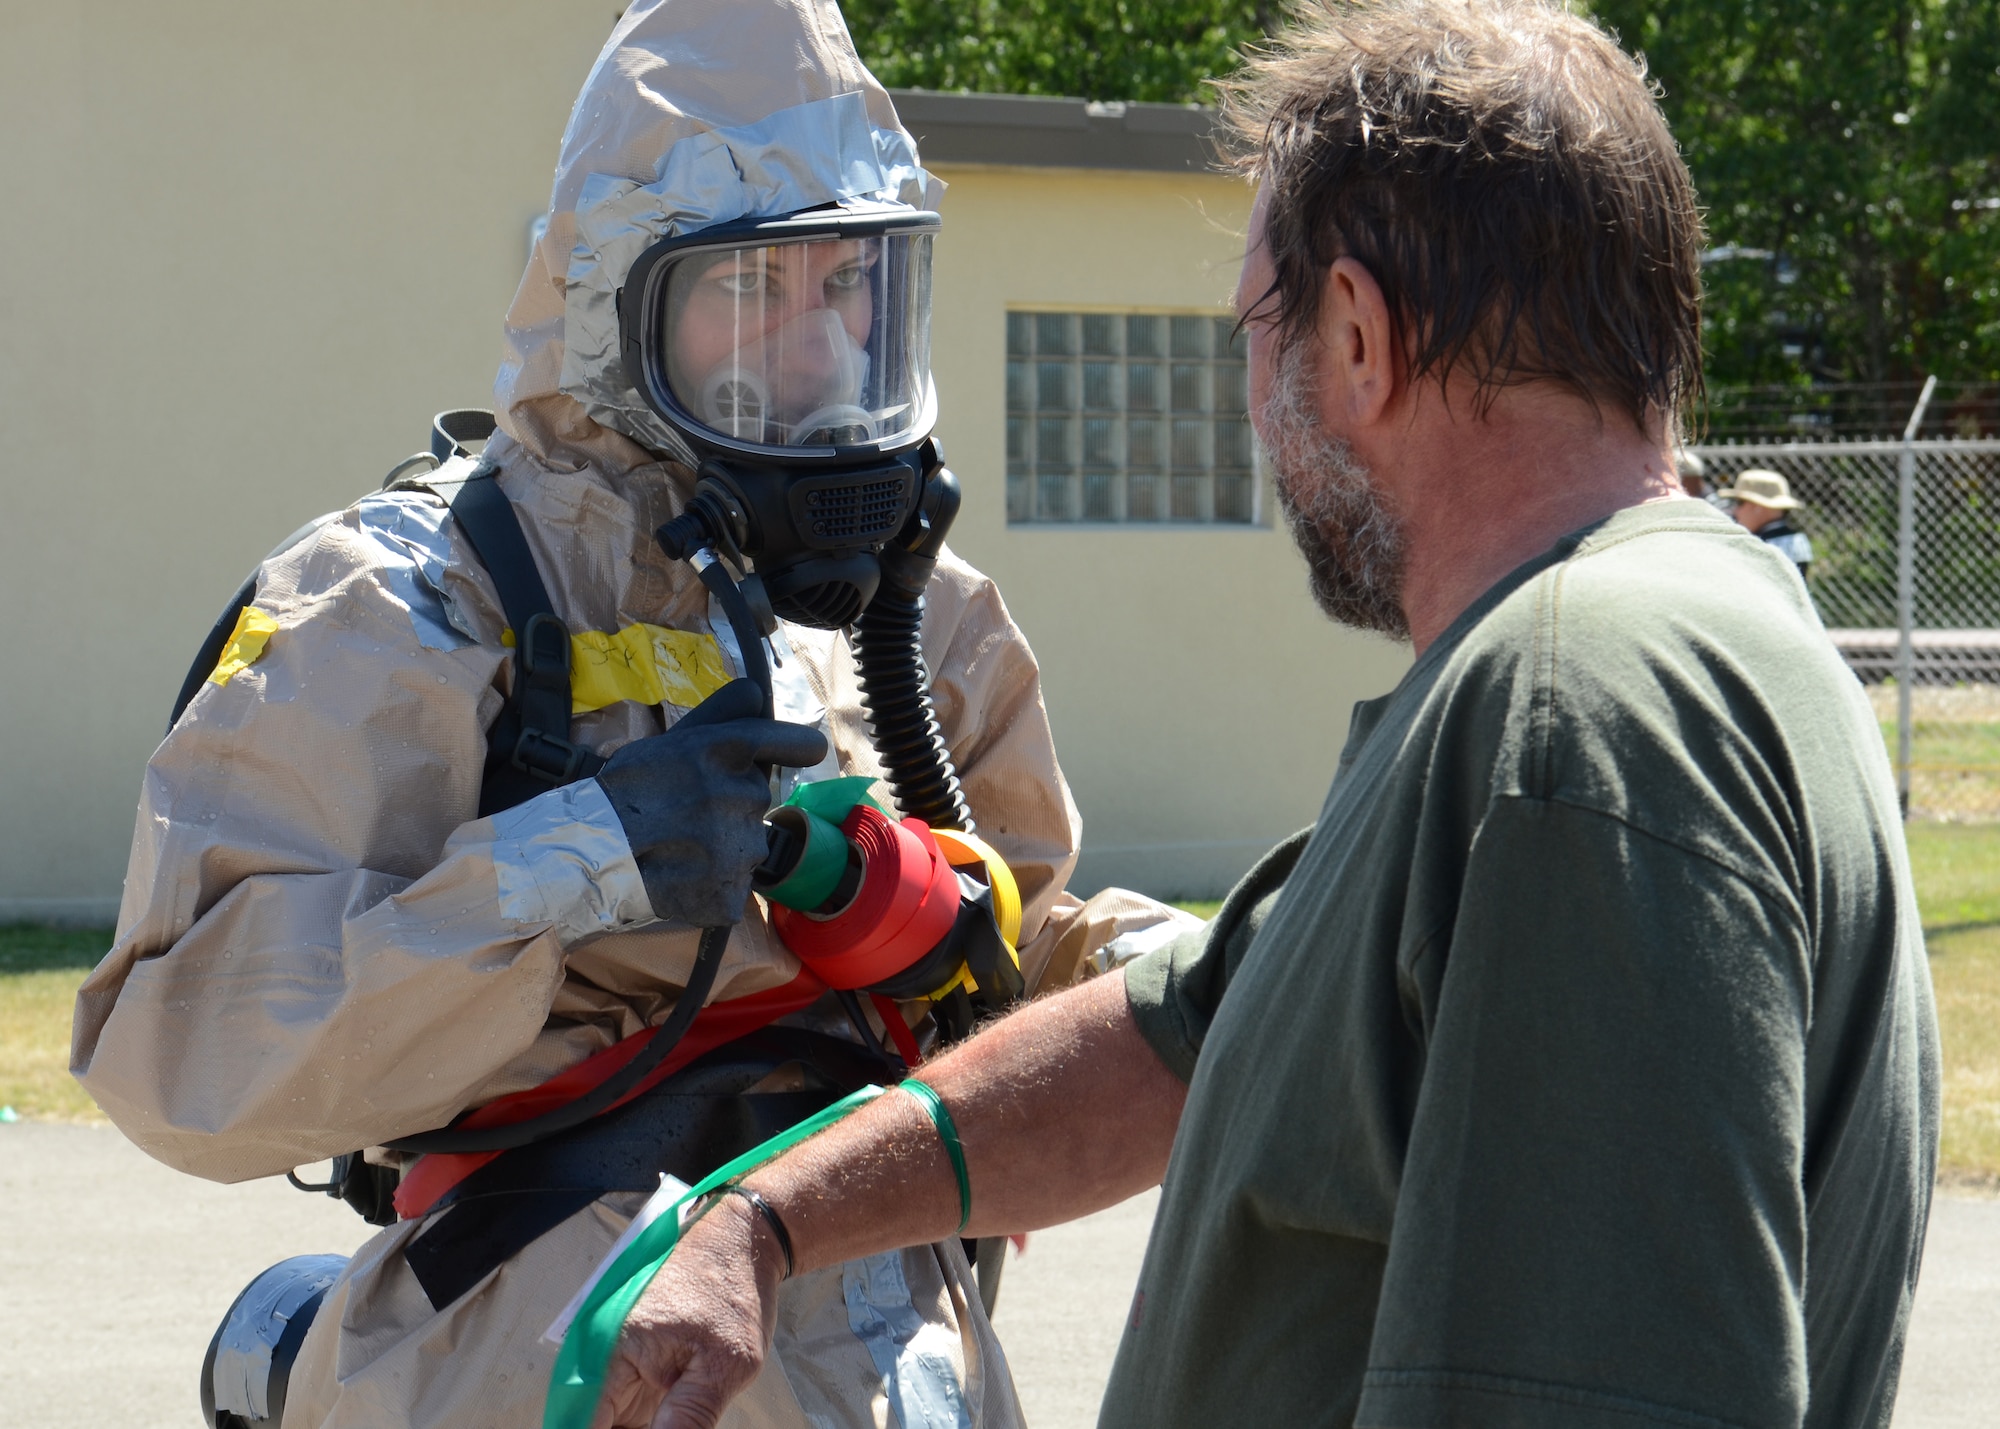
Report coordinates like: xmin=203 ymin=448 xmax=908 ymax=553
xmin=208 ymin=606 xmax=280 ymax=686
xmin=503 ymin=623 xmax=732 ymax=715
xmin=930 ymin=829 xmax=1023 ymax=949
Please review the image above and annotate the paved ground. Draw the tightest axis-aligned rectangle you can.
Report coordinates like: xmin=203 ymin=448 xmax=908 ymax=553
xmin=0 ymin=1122 xmax=372 ymax=1428
xmin=0 ymin=1121 xmax=1994 ymax=1427
xmin=1893 ymin=1185 xmax=2000 ymax=1429
xmin=990 ymin=1190 xmax=1157 ymax=1429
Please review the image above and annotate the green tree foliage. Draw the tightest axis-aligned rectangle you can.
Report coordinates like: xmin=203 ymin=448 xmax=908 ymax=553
xmin=853 ymin=2 xmax=2000 ymax=387
xmin=843 ymin=0 xmax=1277 ymax=104
xmin=1575 ymin=2 xmax=1998 ymax=385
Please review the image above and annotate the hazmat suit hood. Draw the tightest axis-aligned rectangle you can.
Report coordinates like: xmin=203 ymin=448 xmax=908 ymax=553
xmin=493 ymin=0 xmax=941 ymax=475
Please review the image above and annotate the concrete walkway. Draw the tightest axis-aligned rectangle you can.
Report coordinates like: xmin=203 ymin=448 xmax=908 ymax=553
xmin=0 ymin=1122 xmax=372 ymax=1428
xmin=0 ymin=1122 xmax=1993 ymax=1426
xmin=1893 ymin=1187 xmax=2000 ymax=1428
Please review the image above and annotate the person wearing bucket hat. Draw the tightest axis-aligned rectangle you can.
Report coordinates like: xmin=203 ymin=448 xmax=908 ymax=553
xmin=70 ymin=2 xmax=1195 ymax=1426
xmin=1718 ymin=467 xmax=1815 ymax=574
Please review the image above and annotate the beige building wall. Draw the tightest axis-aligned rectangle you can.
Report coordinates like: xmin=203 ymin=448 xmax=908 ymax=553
xmin=0 ymin=3 xmax=1407 ymax=920
xmin=923 ymin=165 xmax=1408 ymax=896
xmin=0 ymin=0 xmax=617 ymax=920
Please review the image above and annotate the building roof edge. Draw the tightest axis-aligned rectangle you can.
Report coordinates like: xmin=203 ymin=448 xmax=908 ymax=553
xmin=890 ymin=89 xmax=1223 ymax=174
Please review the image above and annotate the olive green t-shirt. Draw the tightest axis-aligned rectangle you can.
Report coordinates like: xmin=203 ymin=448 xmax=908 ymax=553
xmin=1112 ymin=501 xmax=1938 ymax=1429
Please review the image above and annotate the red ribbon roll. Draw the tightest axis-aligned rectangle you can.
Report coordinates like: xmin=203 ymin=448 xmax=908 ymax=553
xmin=771 ymin=807 xmax=963 ymax=989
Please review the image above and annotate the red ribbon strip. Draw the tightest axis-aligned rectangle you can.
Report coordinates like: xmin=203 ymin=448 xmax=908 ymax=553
xmin=393 ymin=969 xmax=827 ymax=1220
xmin=870 ymin=992 xmax=925 ymax=1066
xmin=399 ymin=809 xmax=974 ymax=1220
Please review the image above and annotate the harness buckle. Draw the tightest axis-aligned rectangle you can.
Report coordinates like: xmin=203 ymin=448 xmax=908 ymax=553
xmin=511 ymin=726 xmax=591 ymax=783
xmin=511 ymin=612 xmax=587 ymax=783
xmin=517 ymin=611 xmax=571 ymax=681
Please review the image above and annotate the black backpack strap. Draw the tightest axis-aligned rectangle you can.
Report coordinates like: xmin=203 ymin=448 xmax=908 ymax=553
xmin=432 ymin=408 xmax=498 ymax=465
xmin=166 ymin=412 xmax=595 ymax=816
xmin=424 ymin=462 xmax=604 ymax=816
xmin=401 ymin=1029 xmax=889 ymax=1308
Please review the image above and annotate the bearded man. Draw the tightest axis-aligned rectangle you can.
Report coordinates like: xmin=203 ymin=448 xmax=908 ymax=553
xmin=585 ymin=4 xmax=1938 ymax=1427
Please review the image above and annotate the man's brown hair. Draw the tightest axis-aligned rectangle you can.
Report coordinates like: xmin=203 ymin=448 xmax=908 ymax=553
xmin=1220 ymin=0 xmax=1705 ymax=428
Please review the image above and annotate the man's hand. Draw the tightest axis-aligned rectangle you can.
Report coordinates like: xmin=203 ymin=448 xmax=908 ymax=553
xmin=596 ymin=678 xmax=828 ymax=927
xmin=591 ymin=1193 xmax=785 ymax=1429
xmin=589 ymin=969 xmax=1187 ymax=1426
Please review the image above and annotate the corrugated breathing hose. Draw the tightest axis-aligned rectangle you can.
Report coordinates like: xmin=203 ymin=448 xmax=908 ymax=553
xmin=851 ymin=583 xmax=971 ymax=833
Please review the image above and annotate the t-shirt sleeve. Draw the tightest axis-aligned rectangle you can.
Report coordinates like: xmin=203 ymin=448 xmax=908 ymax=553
xmin=1124 ymin=830 xmax=1311 ymax=1083
xmin=1359 ymin=795 xmax=1813 ymax=1429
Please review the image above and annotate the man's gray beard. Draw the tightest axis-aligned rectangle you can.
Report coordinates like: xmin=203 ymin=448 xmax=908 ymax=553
xmin=1262 ymin=339 xmax=1410 ymax=640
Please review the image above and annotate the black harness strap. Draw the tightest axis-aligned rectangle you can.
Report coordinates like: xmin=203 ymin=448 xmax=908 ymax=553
xmin=402 ymin=1093 xmax=834 ymax=1311
xmin=401 ymin=1030 xmax=893 ymax=1310
xmin=430 ymin=408 xmax=497 ymax=465
xmin=170 ymin=416 xmax=598 ymax=818
xmin=424 ymin=464 xmax=604 ymax=816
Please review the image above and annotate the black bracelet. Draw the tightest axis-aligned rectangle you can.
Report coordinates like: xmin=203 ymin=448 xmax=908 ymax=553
xmin=723 ymin=1185 xmax=795 ymax=1280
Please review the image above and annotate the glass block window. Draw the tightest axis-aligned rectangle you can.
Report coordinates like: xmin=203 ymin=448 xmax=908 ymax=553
xmin=1006 ymin=311 xmax=1260 ymax=525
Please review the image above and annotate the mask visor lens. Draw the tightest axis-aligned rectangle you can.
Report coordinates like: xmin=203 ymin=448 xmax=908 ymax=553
xmin=652 ymin=231 xmax=933 ymax=450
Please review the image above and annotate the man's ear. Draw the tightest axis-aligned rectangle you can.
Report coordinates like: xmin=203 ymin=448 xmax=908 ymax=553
xmin=1314 ymin=256 xmax=1399 ymax=427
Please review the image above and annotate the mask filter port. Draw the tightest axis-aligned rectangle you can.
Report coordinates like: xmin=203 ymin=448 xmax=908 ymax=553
xmin=793 ymin=471 xmax=913 ymax=548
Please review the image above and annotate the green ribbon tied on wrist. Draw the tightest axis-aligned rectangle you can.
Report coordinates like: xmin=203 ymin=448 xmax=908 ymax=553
xmin=540 ymin=1072 xmax=977 ymax=1429
xmin=541 ymin=1085 xmax=886 ymax=1429
xmin=900 ymin=1077 xmax=971 ymax=1233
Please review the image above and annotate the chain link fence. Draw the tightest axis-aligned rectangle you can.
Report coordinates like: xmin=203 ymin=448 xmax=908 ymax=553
xmin=1690 ymin=432 xmax=2000 ymax=820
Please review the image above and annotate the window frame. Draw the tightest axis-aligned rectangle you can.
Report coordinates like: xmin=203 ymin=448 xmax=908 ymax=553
xmin=1004 ymin=306 xmax=1268 ymax=529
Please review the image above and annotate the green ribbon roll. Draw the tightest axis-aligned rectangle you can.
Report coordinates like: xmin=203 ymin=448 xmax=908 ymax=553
xmin=761 ymin=774 xmax=892 ymax=912
xmin=759 ymin=806 xmax=849 ymax=911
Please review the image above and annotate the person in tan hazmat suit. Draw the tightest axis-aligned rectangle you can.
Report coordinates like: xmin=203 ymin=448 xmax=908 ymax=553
xmin=70 ymin=2 xmax=1189 ymax=1425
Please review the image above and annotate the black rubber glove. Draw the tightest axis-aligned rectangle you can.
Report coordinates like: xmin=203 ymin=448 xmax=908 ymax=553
xmin=596 ymin=679 xmax=829 ymax=928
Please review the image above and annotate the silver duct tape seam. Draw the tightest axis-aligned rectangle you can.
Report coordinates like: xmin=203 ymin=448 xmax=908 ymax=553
xmin=1088 ymin=911 xmax=1205 ymax=976
xmin=842 ymin=1250 xmax=975 ymax=1429
xmin=213 ymin=1254 xmax=349 ymax=1420
xmin=473 ymin=777 xmax=655 ymax=944
xmin=351 ymin=493 xmax=480 ymax=650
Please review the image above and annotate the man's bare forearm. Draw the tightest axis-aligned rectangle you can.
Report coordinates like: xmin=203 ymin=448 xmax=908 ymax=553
xmin=593 ymin=969 xmax=1185 ymax=1427
xmin=744 ymin=967 xmax=1185 ymax=1275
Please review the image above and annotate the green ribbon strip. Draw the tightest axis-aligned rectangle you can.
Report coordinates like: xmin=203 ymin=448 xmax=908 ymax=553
xmin=787 ymin=773 xmax=885 ymax=824
xmin=899 ymin=1078 xmax=971 ymax=1233
xmin=542 ymin=1085 xmax=887 ymax=1429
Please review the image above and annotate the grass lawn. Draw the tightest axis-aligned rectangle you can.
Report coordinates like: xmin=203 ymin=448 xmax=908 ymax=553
xmin=1870 ymin=683 xmax=2000 ymax=821
xmin=10 ymin=841 xmax=2000 ymax=1182
xmin=0 ymin=925 xmax=112 ymax=1122
xmin=1909 ymin=823 xmax=2000 ymax=1188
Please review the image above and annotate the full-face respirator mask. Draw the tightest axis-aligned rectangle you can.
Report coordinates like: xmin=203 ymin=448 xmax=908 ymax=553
xmin=619 ymin=204 xmax=950 ymax=631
